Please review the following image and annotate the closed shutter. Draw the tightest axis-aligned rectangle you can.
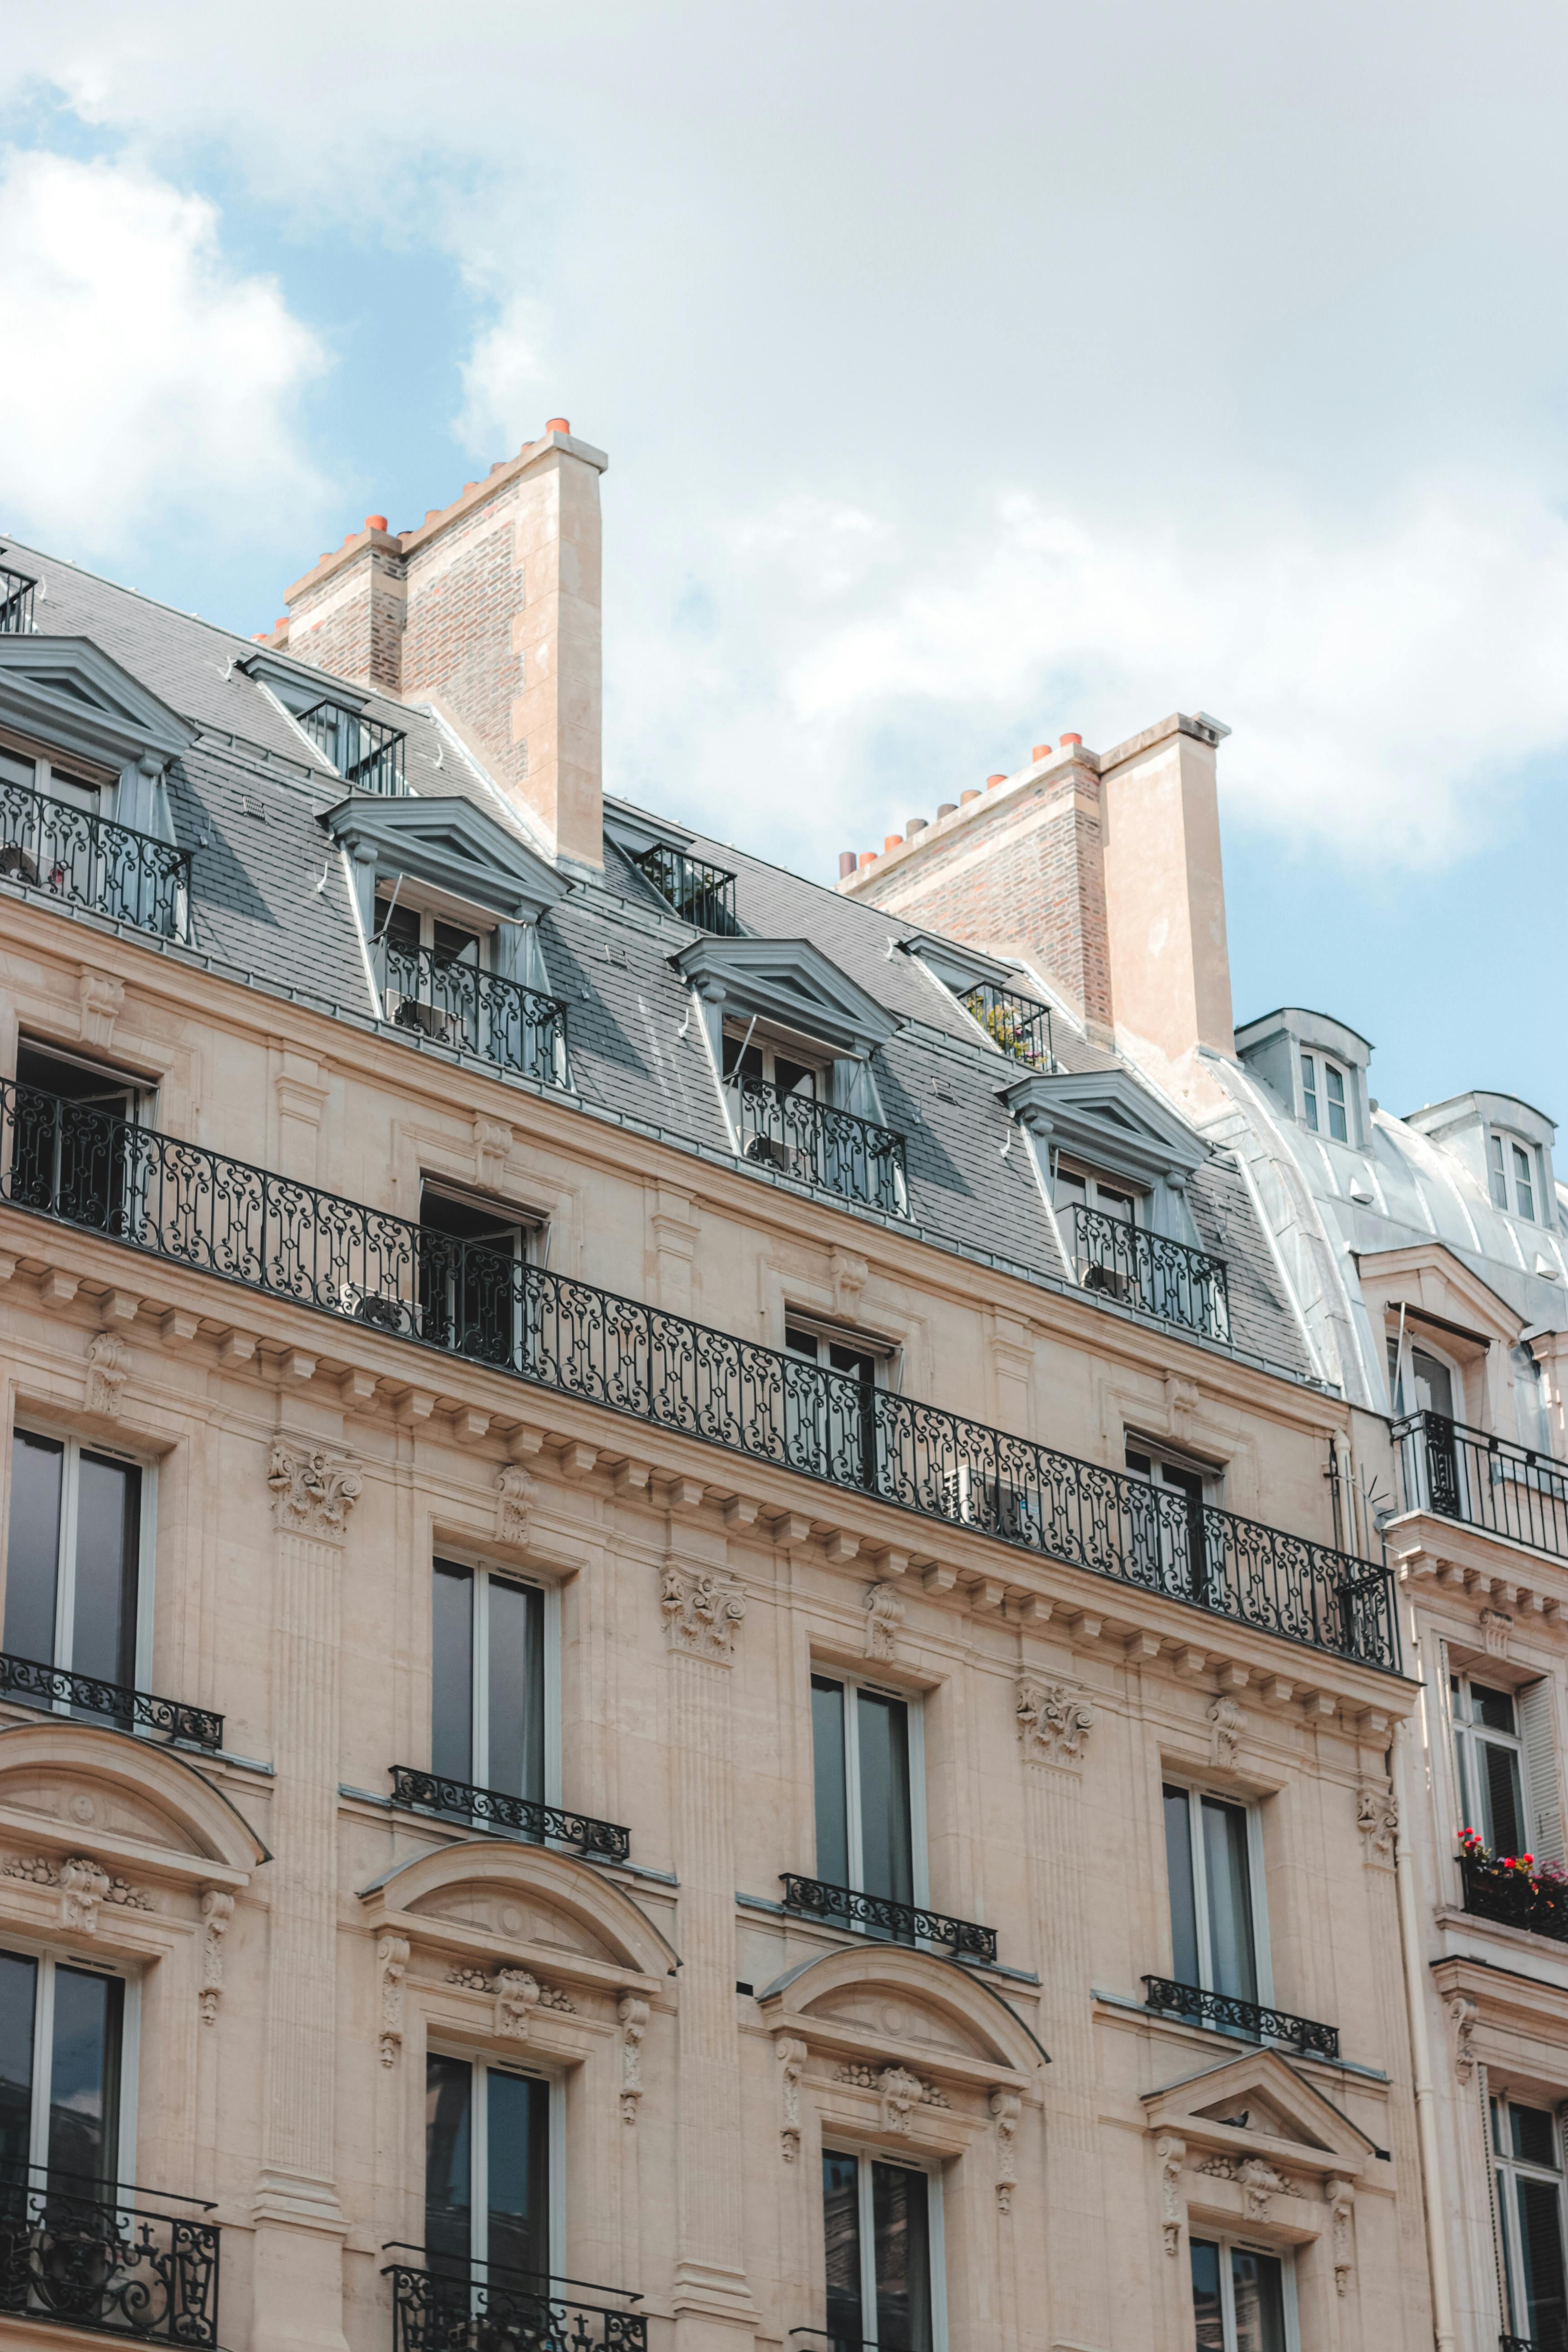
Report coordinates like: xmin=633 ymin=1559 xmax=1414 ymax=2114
xmin=1518 ymin=1679 xmax=1566 ymax=1869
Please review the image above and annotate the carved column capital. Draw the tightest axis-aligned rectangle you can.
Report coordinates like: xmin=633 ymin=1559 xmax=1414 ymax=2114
xmin=661 ymin=1565 xmax=747 ymax=1661
xmin=1016 ymin=1675 xmax=1094 ymax=1768
xmin=267 ymin=1443 xmax=363 ymax=1540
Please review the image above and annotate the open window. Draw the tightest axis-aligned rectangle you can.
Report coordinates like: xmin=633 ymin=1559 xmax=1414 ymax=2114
xmin=1127 ymin=1444 xmax=1218 ymax=1605
xmin=417 ymin=1185 xmax=538 ymax=1367
xmin=822 ymin=2146 xmax=942 ymax=2352
xmin=10 ymin=1042 xmax=150 ymax=1238
xmin=1491 ymin=2092 xmax=1568 ymax=2352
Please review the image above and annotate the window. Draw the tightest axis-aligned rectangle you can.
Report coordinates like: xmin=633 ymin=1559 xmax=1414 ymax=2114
xmin=418 ymin=1186 xmax=532 ymax=1366
xmin=822 ymin=2147 xmax=939 ymax=2352
xmin=1053 ymin=1160 xmax=1138 ymax=1225
xmin=4 ymin=1429 xmax=145 ymax=1701
xmin=377 ymin=897 xmax=487 ymax=1046
xmin=1492 ymin=2092 xmax=1568 ymax=2352
xmin=0 ymin=740 xmax=103 ymax=815
xmin=0 ymin=1947 xmax=128 ymax=2199
xmin=432 ymin=1561 xmax=549 ymax=1805
xmin=1452 ymin=1676 xmax=1527 ymax=1855
xmin=1127 ymin=1446 xmax=1214 ymax=1605
xmin=1299 ymin=1051 xmax=1349 ymax=1142
xmin=1163 ymin=1784 xmax=1266 ymax=2007
xmin=811 ymin=1675 xmax=922 ymax=1926
xmin=11 ymin=1043 xmax=146 ymax=1235
xmin=786 ymin=1325 xmax=884 ymax=1492
xmin=425 ymin=2051 xmax=553 ymax=2293
xmin=1490 ymin=1132 xmax=1541 ymax=1222
xmin=1190 ymin=2236 xmax=1294 ymax=2352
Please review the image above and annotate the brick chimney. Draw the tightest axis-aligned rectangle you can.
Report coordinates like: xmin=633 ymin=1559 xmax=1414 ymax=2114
xmin=840 ymin=712 xmax=1235 ymax=1067
xmin=263 ymin=422 xmax=608 ymax=867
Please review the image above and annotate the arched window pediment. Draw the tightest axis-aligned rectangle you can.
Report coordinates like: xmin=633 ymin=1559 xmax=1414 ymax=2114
xmin=358 ymin=1840 xmax=674 ymax=1994
xmin=0 ymin=1720 xmax=266 ymax=1884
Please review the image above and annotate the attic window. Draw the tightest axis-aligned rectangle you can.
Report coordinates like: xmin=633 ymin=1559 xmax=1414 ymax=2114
xmin=631 ymin=841 xmax=738 ymax=934
xmin=1489 ymin=1132 xmax=1540 ymax=1222
xmin=0 ymin=564 xmax=35 ymax=637
xmin=1301 ymin=1050 xmax=1349 ymax=1142
xmin=299 ymin=699 xmax=407 ymax=796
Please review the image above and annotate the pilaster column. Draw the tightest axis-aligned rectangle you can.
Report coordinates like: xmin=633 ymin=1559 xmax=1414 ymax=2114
xmin=252 ymin=1439 xmax=363 ymax=2352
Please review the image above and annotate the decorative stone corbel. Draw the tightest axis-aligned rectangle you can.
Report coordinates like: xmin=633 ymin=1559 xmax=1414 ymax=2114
xmin=1016 ymin=1675 xmax=1094 ymax=1768
xmin=1479 ymin=1608 xmax=1513 ymax=1660
xmin=267 ymin=1443 xmax=363 ymax=1539
xmin=864 ymin=1582 xmax=905 ymax=1661
xmin=618 ymin=1994 xmax=649 ymax=2124
xmin=61 ymin=1857 xmax=113 ymax=1934
xmin=474 ymin=1117 xmax=513 ymax=1190
xmin=495 ymin=1968 xmax=541 ymax=2040
xmin=1207 ymin=1693 xmax=1244 ymax=1769
xmin=1324 ymin=2175 xmax=1356 ymax=2296
xmin=78 ymin=966 xmax=125 ymax=1050
xmin=830 ymin=1249 xmax=868 ymax=1323
xmin=85 ymin=1328 xmax=131 ymax=1417
xmin=496 ymin=1464 xmax=536 ymax=1547
xmin=199 ymin=1890 xmax=235 ymax=2026
xmin=1157 ymin=2135 xmax=1186 ymax=2256
xmin=778 ymin=2036 xmax=808 ymax=2163
xmin=1446 ymin=1989 xmax=1478 ymax=2082
xmin=377 ymin=1933 xmax=409 ymax=2066
xmin=1356 ymin=1784 xmax=1398 ymax=1863
xmin=661 ymin=1565 xmax=746 ymax=1661
xmin=991 ymin=2089 xmax=1020 ymax=2214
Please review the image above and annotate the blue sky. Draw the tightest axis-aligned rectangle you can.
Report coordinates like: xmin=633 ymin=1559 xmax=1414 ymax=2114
xmin=1 ymin=2 xmax=1565 ymax=1127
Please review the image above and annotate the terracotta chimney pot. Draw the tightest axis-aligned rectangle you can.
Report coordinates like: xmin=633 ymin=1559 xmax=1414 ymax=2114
xmin=1060 ymin=731 xmax=1083 ymax=748
xmin=960 ymin=789 xmax=980 ymax=805
xmin=365 ymin=515 xmax=388 ymax=532
xmin=859 ymin=851 xmax=877 ymax=870
xmin=987 ymin=773 xmax=1007 ymax=788
xmin=546 ymin=417 xmax=571 ymax=436
xmin=883 ymin=833 xmax=904 ymax=853
xmin=1031 ymin=743 xmax=1053 ymax=762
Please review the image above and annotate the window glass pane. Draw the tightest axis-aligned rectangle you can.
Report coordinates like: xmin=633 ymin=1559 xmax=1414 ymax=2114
xmin=1513 ymin=2104 xmax=1560 ymax=2169
xmin=431 ymin=1563 xmax=474 ymax=1783
xmin=4 ymin=1431 xmax=63 ymax=1668
xmin=822 ymin=2151 xmax=863 ymax=2350
xmin=1200 ymin=1797 xmax=1258 ymax=2002
xmin=786 ymin=1328 xmax=822 ymax=1361
xmin=48 ymin=1966 xmax=121 ymax=2193
xmin=432 ymin=921 xmax=480 ymax=968
xmin=1514 ymin=1143 xmax=1537 ymax=1221
xmin=870 ymin=2159 xmax=931 ymax=2352
xmin=1412 ymin=1348 xmax=1455 ymax=1419
xmin=1097 ymin=1184 xmax=1135 ymax=1224
xmin=69 ymin=1452 xmax=139 ymax=1688
xmin=1230 ymin=2247 xmax=1287 ymax=2352
xmin=0 ymin=1951 xmax=37 ymax=2198
xmin=1325 ymin=1064 xmax=1348 ymax=1142
xmin=379 ymin=901 xmax=421 ymax=952
xmin=0 ymin=749 xmax=37 ymax=789
xmin=1386 ymin=1337 xmax=1405 ymax=1412
xmin=1475 ymin=1684 xmax=1518 ymax=1735
xmin=828 ymin=1343 xmax=877 ymax=1385
xmin=1490 ymin=1132 xmax=1510 ymax=1208
xmin=425 ymin=2053 xmax=473 ymax=2277
xmin=774 ymin=1054 xmax=817 ymax=1098
xmin=856 ymin=1690 xmax=913 ymax=1910
xmin=1164 ymin=1787 xmax=1200 ymax=1985
xmin=811 ymin=1678 xmax=849 ymax=1888
xmin=1300 ymin=1054 xmax=1318 ymax=1129
xmin=487 ymin=2070 xmax=549 ymax=2283
xmin=1482 ymin=1739 xmax=1525 ymax=1856
xmin=1517 ymin=2174 xmax=1568 ymax=2351
xmin=485 ymin=1578 xmax=544 ymax=1803
xmin=1054 ymin=1165 xmax=1088 ymax=1212
xmin=1189 ymin=2238 xmax=1223 ymax=2352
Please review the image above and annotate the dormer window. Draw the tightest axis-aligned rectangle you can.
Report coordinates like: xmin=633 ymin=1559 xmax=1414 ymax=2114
xmin=299 ymin=698 xmax=407 ymax=796
xmin=631 ymin=840 xmax=738 ymax=934
xmin=1300 ymin=1050 xmax=1349 ymax=1142
xmin=0 ymin=562 xmax=35 ymax=636
xmin=1490 ymin=1132 xmax=1540 ymax=1221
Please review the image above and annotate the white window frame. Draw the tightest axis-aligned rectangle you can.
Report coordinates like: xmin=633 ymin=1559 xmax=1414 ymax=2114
xmin=425 ymin=2043 xmax=566 ymax=2282
xmin=434 ymin=1553 xmax=561 ymax=1809
xmin=1490 ymin=1131 xmax=1542 ymax=1223
xmin=1188 ymin=2231 xmax=1300 ymax=2352
xmin=1492 ymin=2090 xmax=1568 ymax=2348
xmin=1451 ymin=1672 xmax=1528 ymax=1852
xmin=722 ymin=1017 xmax=830 ymax=1098
xmin=373 ymin=887 xmax=493 ymax=970
xmin=814 ymin=1670 xmax=930 ymax=1913
xmin=1298 ymin=1049 xmax=1351 ymax=1143
xmin=1051 ymin=1153 xmax=1143 ymax=1224
xmin=822 ymin=2142 xmax=949 ymax=2352
xmin=1163 ymin=1779 xmax=1274 ymax=2008
xmin=783 ymin=1317 xmax=894 ymax=1387
xmin=0 ymin=731 xmax=113 ymax=816
xmin=3 ymin=1420 xmax=157 ymax=1700
xmin=3 ymin=1940 xmax=141 ymax=2203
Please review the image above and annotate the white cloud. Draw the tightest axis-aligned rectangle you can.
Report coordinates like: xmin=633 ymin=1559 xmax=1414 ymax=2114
xmin=0 ymin=148 xmax=325 ymax=554
xmin=454 ymin=291 xmax=551 ymax=459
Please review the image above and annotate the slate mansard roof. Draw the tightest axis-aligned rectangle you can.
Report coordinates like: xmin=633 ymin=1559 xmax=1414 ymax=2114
xmin=0 ymin=539 xmax=1317 ymax=1388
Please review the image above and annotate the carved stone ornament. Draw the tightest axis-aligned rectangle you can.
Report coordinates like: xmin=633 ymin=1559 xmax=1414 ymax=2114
xmin=495 ymin=1968 xmax=541 ymax=2040
xmin=474 ymin=1117 xmax=513 ymax=1188
xmin=199 ymin=1890 xmax=235 ymax=2026
xmin=1446 ymin=1989 xmax=1479 ymax=2083
xmin=85 ymin=1329 xmax=131 ymax=1418
xmin=1325 ymin=2175 xmax=1356 ymax=2296
xmin=661 ymin=1566 xmax=747 ymax=1661
xmin=4 ymin=1855 xmax=150 ymax=1935
xmin=991 ymin=2089 xmax=1020 ymax=2214
xmin=1207 ymin=1693 xmax=1244 ymax=1769
xmin=865 ymin=1582 xmax=905 ymax=1662
xmin=378 ymin=1934 xmax=410 ymax=2067
xmin=779 ymin=2036 xmax=808 ymax=2163
xmin=1016 ymin=1675 xmax=1094 ymax=1768
xmin=446 ymin=1966 xmax=490 ymax=1992
xmin=496 ymin=1464 xmax=537 ymax=1547
xmin=1157 ymin=2135 xmax=1186 ymax=2255
xmin=1196 ymin=2154 xmax=1303 ymax=2220
xmin=1480 ymin=1607 xmax=1514 ymax=1660
xmin=833 ymin=2062 xmax=949 ymax=2134
xmin=1356 ymin=1784 xmax=1398 ymax=1862
xmin=78 ymin=967 xmax=125 ymax=1051
xmin=267 ymin=1443 xmax=363 ymax=1539
xmin=618 ymin=1994 xmax=649 ymax=2124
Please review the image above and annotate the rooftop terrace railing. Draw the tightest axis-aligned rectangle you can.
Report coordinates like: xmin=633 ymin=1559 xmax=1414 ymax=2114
xmin=0 ymin=776 xmax=191 ymax=941
xmin=0 ymin=563 xmax=36 ymax=634
xmin=1394 ymin=1410 xmax=1568 ymax=1563
xmin=0 ymin=1078 xmax=1398 ymax=1672
xmin=731 ymin=1074 xmax=909 ymax=1216
xmin=1072 ymin=1204 xmax=1231 ymax=1342
xmin=299 ymin=698 xmax=407 ymax=796
xmin=630 ymin=841 xmax=739 ymax=933
xmin=377 ymin=940 xmax=570 ymax=1088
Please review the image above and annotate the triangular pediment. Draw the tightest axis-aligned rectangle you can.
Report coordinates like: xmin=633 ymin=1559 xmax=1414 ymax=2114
xmin=321 ymin=794 xmax=567 ymax=924
xmin=0 ymin=637 xmax=196 ymax=766
xmin=1355 ymin=1240 xmax=1525 ymax=1351
xmin=673 ymin=937 xmax=899 ymax=1057
xmin=1142 ymin=2046 xmax=1371 ymax=2173
xmin=1000 ymin=1067 xmax=1208 ymax=1185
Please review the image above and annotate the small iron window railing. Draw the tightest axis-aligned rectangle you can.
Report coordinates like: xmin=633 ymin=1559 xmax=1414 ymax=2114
xmin=389 ymin=1765 xmax=630 ymax=1863
xmin=1501 ymin=2336 xmax=1538 ymax=2351
xmin=781 ymin=1872 xmax=998 ymax=1962
xmin=0 ymin=775 xmax=191 ymax=941
xmin=1072 ymin=1204 xmax=1231 ymax=1342
xmin=0 ymin=1077 xmax=1400 ymax=1671
xmin=384 ymin=2254 xmax=646 ymax=2352
xmin=0 ymin=1652 xmax=222 ymax=1750
xmin=730 ymin=1074 xmax=909 ymax=1216
xmin=630 ymin=842 xmax=738 ymax=933
xmin=1395 ymin=1410 xmax=1568 ymax=1563
xmin=0 ymin=2163 xmax=220 ymax=2345
xmin=298 ymin=699 xmax=407 ymax=796
xmin=0 ymin=563 xmax=36 ymax=635
xmin=1142 ymin=1975 xmax=1340 ymax=2061
xmin=377 ymin=941 xmax=570 ymax=1088
xmin=1460 ymin=1853 xmax=1568 ymax=1943
xmin=960 ymin=981 xmax=1053 ymax=1070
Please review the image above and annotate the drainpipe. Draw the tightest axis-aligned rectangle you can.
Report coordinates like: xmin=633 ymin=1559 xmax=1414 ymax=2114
xmin=1392 ymin=1703 xmax=1457 ymax=2351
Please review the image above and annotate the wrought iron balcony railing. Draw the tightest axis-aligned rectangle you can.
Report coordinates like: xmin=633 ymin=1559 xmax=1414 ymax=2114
xmin=0 ymin=1076 xmax=1399 ymax=1671
xmin=1395 ymin=1410 xmax=1568 ymax=1563
xmin=1072 ymin=1205 xmax=1231 ymax=1342
xmin=377 ymin=941 xmax=570 ymax=1088
xmin=630 ymin=842 xmax=738 ymax=933
xmin=0 ymin=1652 xmax=222 ymax=1750
xmin=0 ymin=563 xmax=36 ymax=634
xmin=781 ymin=1872 xmax=998 ymax=1963
xmin=299 ymin=698 xmax=407 ymax=796
xmin=1461 ymin=1854 xmax=1568 ymax=1942
xmin=1500 ymin=2336 xmax=1537 ymax=2351
xmin=0 ymin=776 xmax=191 ymax=941
xmin=0 ymin=2165 xmax=219 ymax=2345
xmin=389 ymin=1766 xmax=630 ymax=1862
xmin=960 ymin=980 xmax=1053 ymax=1070
xmin=730 ymin=1075 xmax=909 ymax=1216
xmin=1142 ymin=1975 xmax=1340 ymax=2061
xmin=385 ymin=2254 xmax=647 ymax=2352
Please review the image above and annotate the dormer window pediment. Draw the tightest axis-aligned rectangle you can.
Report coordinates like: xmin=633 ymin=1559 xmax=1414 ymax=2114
xmin=0 ymin=635 xmax=195 ymax=781
xmin=673 ymin=937 xmax=899 ymax=1061
xmin=999 ymin=1069 xmax=1206 ymax=1192
xmin=321 ymin=794 xmax=567 ymax=933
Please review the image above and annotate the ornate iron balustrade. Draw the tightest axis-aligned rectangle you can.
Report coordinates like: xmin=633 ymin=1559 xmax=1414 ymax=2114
xmin=0 ymin=563 xmax=36 ymax=634
xmin=0 ymin=2166 xmax=219 ymax=2344
xmin=730 ymin=1075 xmax=909 ymax=1216
xmin=1072 ymin=1205 xmax=1231 ymax=1342
xmin=629 ymin=842 xmax=738 ymax=933
xmin=1501 ymin=2337 xmax=1537 ymax=2351
xmin=389 ymin=1766 xmax=630 ymax=1862
xmin=1461 ymin=1855 xmax=1568 ymax=1942
xmin=0 ymin=776 xmax=191 ymax=941
xmin=780 ymin=1872 xmax=998 ymax=1963
xmin=0 ymin=1076 xmax=1399 ymax=1671
xmin=385 ymin=2256 xmax=647 ymax=2352
xmin=298 ymin=698 xmax=407 ymax=796
xmin=378 ymin=941 xmax=570 ymax=1087
xmin=1142 ymin=1975 xmax=1340 ymax=2060
xmin=960 ymin=980 xmax=1053 ymax=1070
xmin=1395 ymin=1410 xmax=1568 ymax=1563
xmin=0 ymin=1652 xmax=222 ymax=1750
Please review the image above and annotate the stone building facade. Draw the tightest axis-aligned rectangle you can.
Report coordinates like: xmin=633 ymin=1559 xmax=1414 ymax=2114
xmin=0 ymin=424 xmax=1508 ymax=2352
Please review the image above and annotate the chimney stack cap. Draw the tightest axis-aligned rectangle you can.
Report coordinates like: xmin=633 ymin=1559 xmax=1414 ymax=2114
xmin=1031 ymin=743 xmax=1052 ymax=762
xmin=545 ymin=417 xmax=571 ymax=436
xmin=365 ymin=514 xmax=389 ymax=532
xmin=1060 ymin=731 xmax=1083 ymax=748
